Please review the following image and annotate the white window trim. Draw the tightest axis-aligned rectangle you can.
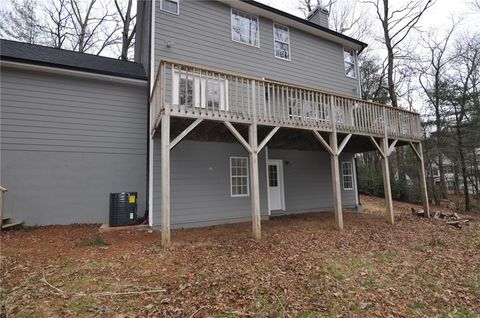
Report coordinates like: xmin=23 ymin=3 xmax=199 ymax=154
xmin=342 ymin=161 xmax=354 ymax=190
xmin=160 ymin=0 xmax=179 ymax=15
xmin=230 ymin=156 xmax=250 ymax=197
xmin=172 ymin=70 xmax=229 ymax=111
xmin=230 ymin=8 xmax=260 ymax=48
xmin=273 ymin=23 xmax=291 ymax=61
xmin=343 ymin=48 xmax=357 ymax=79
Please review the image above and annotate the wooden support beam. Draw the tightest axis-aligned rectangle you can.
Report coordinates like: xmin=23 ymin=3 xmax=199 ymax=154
xmin=411 ymin=142 xmax=430 ymax=217
xmin=329 ymin=132 xmax=344 ymax=230
xmin=257 ymin=126 xmax=280 ymax=152
xmin=409 ymin=141 xmax=421 ymax=160
xmin=249 ymin=124 xmax=261 ymax=240
xmin=388 ymin=139 xmax=398 ymax=156
xmin=160 ymin=115 xmax=171 ymax=247
xmin=169 ymin=119 xmax=203 ymax=150
xmin=337 ymin=134 xmax=352 ymax=155
xmin=380 ymin=137 xmax=394 ymax=225
xmin=312 ymin=130 xmax=334 ymax=155
xmin=369 ymin=136 xmax=385 ymax=158
xmin=223 ymin=121 xmax=253 ymax=153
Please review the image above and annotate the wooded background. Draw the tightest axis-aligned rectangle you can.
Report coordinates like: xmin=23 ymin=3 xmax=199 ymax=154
xmin=1 ymin=0 xmax=479 ymax=211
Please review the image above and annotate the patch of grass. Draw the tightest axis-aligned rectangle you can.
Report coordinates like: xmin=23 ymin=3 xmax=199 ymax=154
xmin=218 ymin=311 xmax=236 ymax=318
xmin=68 ymin=296 xmax=95 ymax=314
xmin=300 ymin=311 xmax=321 ymax=318
xmin=413 ymin=301 xmax=425 ymax=310
xmin=78 ymin=236 xmax=108 ymax=247
xmin=333 ymin=273 xmax=346 ymax=281
xmin=450 ymin=308 xmax=478 ymax=318
xmin=373 ymin=251 xmax=395 ymax=261
xmin=466 ymin=281 xmax=478 ymax=293
xmin=361 ymin=277 xmax=376 ymax=287
xmin=428 ymin=237 xmax=447 ymax=247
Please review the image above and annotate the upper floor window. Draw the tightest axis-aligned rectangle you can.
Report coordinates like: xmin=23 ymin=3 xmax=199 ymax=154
xmin=231 ymin=9 xmax=259 ymax=47
xmin=160 ymin=0 xmax=179 ymax=15
xmin=344 ymin=49 xmax=357 ymax=78
xmin=273 ymin=23 xmax=291 ymax=60
xmin=342 ymin=161 xmax=354 ymax=190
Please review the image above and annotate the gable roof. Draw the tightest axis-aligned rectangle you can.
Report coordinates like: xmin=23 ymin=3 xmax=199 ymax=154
xmin=0 ymin=39 xmax=147 ymax=81
xmin=219 ymin=0 xmax=367 ymax=52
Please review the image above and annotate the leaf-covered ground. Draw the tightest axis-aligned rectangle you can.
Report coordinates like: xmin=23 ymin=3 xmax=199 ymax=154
xmin=1 ymin=196 xmax=479 ymax=317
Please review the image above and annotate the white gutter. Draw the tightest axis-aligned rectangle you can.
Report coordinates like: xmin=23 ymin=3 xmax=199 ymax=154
xmin=0 ymin=60 xmax=147 ymax=86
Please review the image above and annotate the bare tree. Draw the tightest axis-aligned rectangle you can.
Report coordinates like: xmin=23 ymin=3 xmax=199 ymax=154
xmin=418 ymin=21 xmax=457 ymax=199
xmin=68 ymin=0 xmax=120 ymax=55
xmin=445 ymin=33 xmax=480 ymax=211
xmin=363 ymin=0 xmax=435 ymax=200
xmin=114 ymin=0 xmax=136 ymax=60
xmin=363 ymin=0 xmax=435 ymax=108
xmin=0 ymin=0 xmax=43 ymax=44
xmin=42 ymin=0 xmax=70 ymax=48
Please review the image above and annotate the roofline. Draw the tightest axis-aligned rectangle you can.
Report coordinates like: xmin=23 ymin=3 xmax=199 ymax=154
xmin=0 ymin=55 xmax=148 ymax=81
xmin=0 ymin=39 xmax=148 ymax=81
xmin=236 ymin=0 xmax=367 ymax=52
xmin=0 ymin=60 xmax=148 ymax=86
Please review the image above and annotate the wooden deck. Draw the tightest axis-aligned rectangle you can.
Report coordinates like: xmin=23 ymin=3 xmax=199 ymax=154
xmin=151 ymin=59 xmax=422 ymax=142
xmin=149 ymin=59 xmax=428 ymax=247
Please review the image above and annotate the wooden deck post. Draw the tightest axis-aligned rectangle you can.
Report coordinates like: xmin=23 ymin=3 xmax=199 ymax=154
xmin=249 ymin=80 xmax=261 ymax=240
xmin=160 ymin=115 xmax=171 ymax=247
xmin=329 ymin=96 xmax=343 ymax=230
xmin=380 ymin=137 xmax=395 ymax=224
xmin=411 ymin=142 xmax=430 ymax=217
xmin=329 ymin=132 xmax=344 ymax=230
xmin=249 ymin=123 xmax=261 ymax=240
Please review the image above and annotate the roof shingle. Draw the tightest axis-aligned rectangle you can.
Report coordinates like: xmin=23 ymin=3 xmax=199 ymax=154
xmin=0 ymin=39 xmax=147 ymax=81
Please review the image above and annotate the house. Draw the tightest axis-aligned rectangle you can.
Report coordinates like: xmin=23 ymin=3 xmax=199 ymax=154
xmin=0 ymin=0 xmax=429 ymax=246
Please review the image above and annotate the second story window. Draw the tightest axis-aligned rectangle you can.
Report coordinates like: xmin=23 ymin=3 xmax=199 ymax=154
xmin=344 ymin=49 xmax=357 ymax=78
xmin=160 ymin=0 xmax=179 ymax=15
xmin=273 ymin=23 xmax=290 ymax=60
xmin=231 ymin=9 xmax=259 ymax=47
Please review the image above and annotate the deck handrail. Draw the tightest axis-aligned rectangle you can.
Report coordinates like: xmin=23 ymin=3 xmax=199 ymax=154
xmin=150 ymin=59 xmax=422 ymax=141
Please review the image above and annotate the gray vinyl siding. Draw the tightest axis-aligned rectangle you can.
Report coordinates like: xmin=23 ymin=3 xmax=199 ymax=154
xmin=135 ymin=0 xmax=151 ymax=75
xmin=0 ymin=67 xmax=148 ymax=225
xmin=268 ymin=148 xmax=356 ymax=213
xmin=153 ymin=0 xmax=359 ymax=97
xmin=152 ymin=140 xmax=269 ymax=228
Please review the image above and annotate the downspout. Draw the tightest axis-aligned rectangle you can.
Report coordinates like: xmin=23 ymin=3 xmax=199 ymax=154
xmin=148 ymin=0 xmax=156 ymax=226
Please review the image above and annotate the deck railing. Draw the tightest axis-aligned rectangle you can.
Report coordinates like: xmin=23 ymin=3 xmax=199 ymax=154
xmin=151 ymin=60 xmax=422 ymax=141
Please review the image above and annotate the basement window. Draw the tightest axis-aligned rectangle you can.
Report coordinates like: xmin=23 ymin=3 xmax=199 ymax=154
xmin=160 ymin=0 xmax=179 ymax=15
xmin=230 ymin=157 xmax=249 ymax=197
xmin=342 ymin=161 xmax=354 ymax=190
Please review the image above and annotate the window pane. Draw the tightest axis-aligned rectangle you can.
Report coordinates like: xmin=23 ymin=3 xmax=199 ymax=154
xmin=207 ymin=80 xmax=220 ymax=109
xmin=275 ymin=42 xmax=290 ymax=59
xmin=344 ymin=49 xmax=357 ymax=78
xmin=274 ymin=25 xmax=289 ymax=43
xmin=231 ymin=157 xmax=249 ymax=196
xmin=180 ymin=78 xmax=193 ymax=105
xmin=162 ymin=0 xmax=178 ymax=14
xmin=232 ymin=10 xmax=259 ymax=46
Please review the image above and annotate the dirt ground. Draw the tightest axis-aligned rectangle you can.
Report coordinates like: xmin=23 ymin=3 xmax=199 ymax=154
xmin=1 ymin=195 xmax=479 ymax=317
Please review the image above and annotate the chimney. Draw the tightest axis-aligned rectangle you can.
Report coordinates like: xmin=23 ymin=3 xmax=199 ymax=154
xmin=307 ymin=5 xmax=329 ymax=29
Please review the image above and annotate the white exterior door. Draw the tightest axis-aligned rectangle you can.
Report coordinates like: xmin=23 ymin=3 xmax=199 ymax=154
xmin=268 ymin=160 xmax=284 ymax=211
